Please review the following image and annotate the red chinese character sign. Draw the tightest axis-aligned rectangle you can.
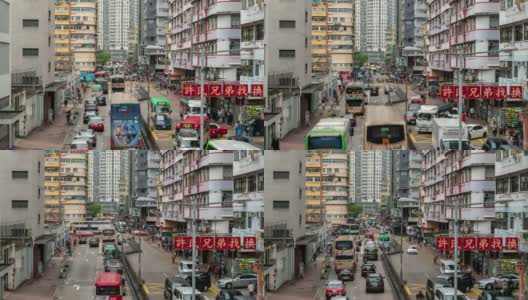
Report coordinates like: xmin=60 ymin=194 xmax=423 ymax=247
xmin=182 ymin=83 xmax=262 ymax=98
xmin=200 ymin=236 xmax=215 ymax=250
xmin=463 ymin=86 xmax=480 ymax=99
xmin=175 ymin=236 xmax=257 ymax=251
xmin=436 ymin=236 xmax=519 ymax=252
xmin=209 ymin=84 xmax=223 ymax=97
xmin=481 ymin=86 xmax=494 ymax=99
xmin=174 ymin=236 xmax=193 ymax=250
xmin=223 ymin=84 xmax=236 ymax=97
xmin=463 ymin=237 xmax=477 ymax=251
xmin=243 ymin=237 xmax=257 ymax=250
xmin=441 ymin=85 xmax=456 ymax=99
xmin=495 ymin=86 xmax=507 ymax=99
xmin=436 ymin=236 xmax=449 ymax=250
xmin=477 ymin=238 xmax=491 ymax=251
xmin=440 ymin=85 xmax=524 ymax=99
xmin=183 ymin=84 xmax=197 ymax=97
xmin=505 ymin=237 xmax=519 ymax=251
xmin=510 ymin=86 xmax=523 ymax=99
xmin=251 ymin=84 xmax=264 ymax=97
xmin=235 ymin=85 xmax=248 ymax=97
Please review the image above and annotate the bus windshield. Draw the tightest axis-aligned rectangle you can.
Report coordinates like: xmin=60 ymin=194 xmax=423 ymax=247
xmin=308 ymin=136 xmax=342 ymax=149
xmin=111 ymin=77 xmax=124 ymax=84
xmin=181 ymin=139 xmax=200 ymax=148
xmin=346 ymin=99 xmax=362 ymax=107
xmin=366 ymin=125 xmax=405 ymax=144
xmin=346 ymin=87 xmax=363 ymax=95
xmin=96 ymin=286 xmax=120 ymax=296
xmin=155 ymin=105 xmax=170 ymax=114
xmin=103 ymin=229 xmax=115 ymax=236
xmin=335 ymin=240 xmax=353 ymax=250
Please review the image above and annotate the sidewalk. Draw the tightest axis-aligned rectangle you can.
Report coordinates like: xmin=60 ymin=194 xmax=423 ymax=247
xmin=15 ymin=88 xmax=89 ymax=150
xmin=5 ymin=256 xmax=62 ymax=300
xmin=267 ymin=253 xmax=325 ymax=300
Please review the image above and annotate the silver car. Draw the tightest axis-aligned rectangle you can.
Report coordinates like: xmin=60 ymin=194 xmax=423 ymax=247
xmin=74 ymin=129 xmax=96 ymax=147
xmin=217 ymin=273 xmax=257 ymax=289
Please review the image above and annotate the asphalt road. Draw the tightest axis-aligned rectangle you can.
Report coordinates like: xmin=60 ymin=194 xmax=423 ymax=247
xmin=53 ymin=242 xmax=133 ymax=300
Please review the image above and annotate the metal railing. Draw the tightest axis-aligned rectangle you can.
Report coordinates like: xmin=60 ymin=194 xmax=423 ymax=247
xmin=380 ymin=252 xmax=409 ymax=300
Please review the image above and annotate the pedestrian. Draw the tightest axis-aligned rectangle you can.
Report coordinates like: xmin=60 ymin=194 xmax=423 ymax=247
xmin=416 ymin=290 xmax=425 ymax=300
xmin=64 ymin=99 xmax=68 ymax=108
xmin=313 ymin=252 xmax=317 ymax=265
xmin=469 ymin=106 xmax=475 ymax=118
xmin=299 ymin=262 xmax=304 ymax=279
xmin=248 ymin=282 xmax=255 ymax=297
xmin=305 ymin=110 xmax=310 ymax=127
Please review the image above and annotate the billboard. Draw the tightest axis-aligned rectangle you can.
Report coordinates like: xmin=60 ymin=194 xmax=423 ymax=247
xmin=110 ymin=103 xmax=141 ymax=149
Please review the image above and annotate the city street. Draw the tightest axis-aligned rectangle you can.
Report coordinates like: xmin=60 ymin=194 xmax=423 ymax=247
xmin=53 ymin=243 xmax=132 ymax=300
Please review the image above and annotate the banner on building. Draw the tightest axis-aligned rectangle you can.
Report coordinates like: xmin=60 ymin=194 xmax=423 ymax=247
xmin=440 ymin=85 xmax=523 ymax=99
xmin=174 ymin=236 xmax=258 ymax=251
xmin=182 ymin=83 xmax=264 ymax=98
xmin=436 ymin=236 xmax=519 ymax=251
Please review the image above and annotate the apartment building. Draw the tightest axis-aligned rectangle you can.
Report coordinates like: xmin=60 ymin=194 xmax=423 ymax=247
xmin=264 ymin=151 xmax=317 ymax=291
xmin=168 ymin=0 xmax=195 ymax=80
xmin=0 ymin=0 xmax=23 ymax=150
xmin=426 ymin=0 xmax=452 ymax=82
xmin=233 ymin=150 xmax=264 ymax=253
xmin=500 ymin=0 xmax=528 ymax=150
xmin=0 ymin=151 xmax=56 ymax=298
xmin=97 ymin=0 xmax=130 ymax=62
xmin=145 ymin=0 xmax=169 ymax=48
xmin=87 ymin=151 xmax=130 ymax=207
xmin=402 ymin=0 xmax=426 ymax=75
xmin=397 ymin=151 xmax=422 ymax=200
xmin=160 ymin=150 xmax=186 ymax=233
xmin=44 ymin=151 xmax=88 ymax=224
xmin=421 ymin=150 xmax=448 ymax=233
xmin=305 ymin=152 xmax=349 ymax=225
xmin=55 ymin=0 xmax=97 ymax=72
xmin=11 ymin=0 xmax=64 ymax=140
xmin=495 ymin=151 xmax=528 ymax=247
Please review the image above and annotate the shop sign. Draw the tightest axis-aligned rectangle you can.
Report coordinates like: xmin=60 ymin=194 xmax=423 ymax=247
xmin=174 ymin=236 xmax=257 ymax=251
xmin=183 ymin=83 xmax=262 ymax=98
xmin=440 ymin=85 xmax=523 ymax=99
xmin=436 ymin=236 xmax=519 ymax=251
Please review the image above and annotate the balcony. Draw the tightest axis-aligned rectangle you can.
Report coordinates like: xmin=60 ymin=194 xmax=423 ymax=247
xmin=451 ymin=1 xmax=499 ymax=23
xmin=197 ymin=206 xmax=233 ymax=220
xmin=446 ymin=207 xmax=495 ymax=221
xmin=500 ymin=2 xmax=528 ymax=26
xmin=241 ymin=3 xmax=264 ymax=25
xmin=200 ymin=152 xmax=233 ymax=166
xmin=193 ymin=179 xmax=232 ymax=193
xmin=241 ymin=39 xmax=264 ymax=50
xmin=450 ymin=56 xmax=499 ymax=70
xmin=192 ymin=54 xmax=240 ymax=68
xmin=425 ymin=211 xmax=448 ymax=223
xmin=240 ymin=48 xmax=264 ymax=61
xmin=462 ymin=153 xmax=495 ymax=168
xmin=465 ymin=30 xmax=499 ymax=44
xmin=208 ymin=1 xmax=241 ymax=16
xmin=194 ymin=28 xmax=240 ymax=43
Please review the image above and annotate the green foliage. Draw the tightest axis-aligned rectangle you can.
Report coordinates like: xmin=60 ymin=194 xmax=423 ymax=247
xmin=86 ymin=203 xmax=101 ymax=216
xmin=96 ymin=51 xmax=111 ymax=66
xmin=353 ymin=52 xmax=368 ymax=67
xmin=348 ymin=203 xmax=363 ymax=218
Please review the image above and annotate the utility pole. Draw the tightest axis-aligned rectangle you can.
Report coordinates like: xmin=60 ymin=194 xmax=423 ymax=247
xmin=458 ymin=50 xmax=463 ymax=150
xmin=399 ymin=208 xmax=403 ymax=286
xmin=192 ymin=202 xmax=197 ymax=300
xmin=147 ymin=64 xmax=151 ymax=129
xmin=139 ymin=234 xmax=142 ymax=286
xmin=199 ymin=48 xmax=205 ymax=150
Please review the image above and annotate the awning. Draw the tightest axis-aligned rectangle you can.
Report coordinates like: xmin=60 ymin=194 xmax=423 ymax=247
xmin=301 ymin=82 xmax=324 ymax=94
xmin=295 ymin=234 xmax=318 ymax=246
xmin=45 ymin=80 xmax=67 ymax=92
xmin=0 ymin=264 xmax=12 ymax=276
xmin=0 ymin=111 xmax=24 ymax=125
xmin=34 ymin=234 xmax=56 ymax=245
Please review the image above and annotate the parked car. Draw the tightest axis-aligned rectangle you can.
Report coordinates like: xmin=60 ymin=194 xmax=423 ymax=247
xmin=74 ymin=129 xmax=96 ymax=147
xmin=88 ymin=237 xmax=99 ymax=247
xmin=361 ymin=263 xmax=376 ymax=278
xmin=209 ymin=123 xmax=228 ymax=138
xmin=467 ymin=124 xmax=488 ymax=139
xmin=70 ymin=139 xmax=90 ymax=150
xmin=437 ymin=272 xmax=474 ymax=292
xmin=365 ymin=274 xmax=385 ymax=293
xmin=478 ymin=274 xmax=519 ymax=290
xmin=174 ymin=272 xmax=211 ymax=292
xmin=325 ymin=280 xmax=346 ymax=300
xmin=482 ymin=138 xmax=510 ymax=151
xmin=217 ymin=273 xmax=257 ymax=289
xmin=164 ymin=276 xmax=191 ymax=300
xmin=215 ymin=289 xmax=243 ymax=300
xmin=477 ymin=289 xmax=514 ymax=300
xmin=337 ymin=268 xmax=354 ymax=281
xmin=84 ymin=110 xmax=98 ymax=124
xmin=407 ymin=245 xmax=418 ymax=255
xmin=178 ymin=261 xmax=195 ymax=273
xmin=88 ymin=116 xmax=105 ymax=131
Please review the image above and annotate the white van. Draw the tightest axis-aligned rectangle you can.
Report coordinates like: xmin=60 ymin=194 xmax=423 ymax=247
xmin=173 ymin=286 xmax=206 ymax=300
xmin=439 ymin=260 xmax=456 ymax=274
xmin=434 ymin=287 xmax=468 ymax=300
xmin=178 ymin=260 xmax=195 ymax=273
xmin=185 ymin=100 xmax=206 ymax=119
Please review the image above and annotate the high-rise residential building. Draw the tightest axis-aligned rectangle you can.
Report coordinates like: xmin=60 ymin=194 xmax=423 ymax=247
xmin=311 ymin=0 xmax=354 ymax=75
xmin=500 ymin=1 xmax=528 ymax=150
xmin=131 ymin=151 xmax=160 ymax=226
xmin=55 ymin=0 xmax=97 ymax=72
xmin=0 ymin=151 xmax=56 ymax=298
xmin=264 ymin=151 xmax=314 ymax=291
xmin=159 ymin=150 xmax=186 ymax=233
xmin=354 ymin=0 xmax=397 ymax=63
xmin=11 ymin=0 xmax=62 ymax=138
xmin=349 ymin=151 xmax=392 ymax=214
xmin=397 ymin=150 xmax=422 ymax=200
xmin=402 ymin=0 xmax=426 ymax=76
xmin=44 ymin=151 xmax=88 ymax=224
xmin=145 ymin=0 xmax=169 ymax=48
xmin=97 ymin=0 xmax=131 ymax=62
xmin=167 ymin=0 xmax=194 ymax=80
xmin=305 ymin=152 xmax=349 ymax=225
xmin=87 ymin=151 xmax=130 ymax=207
xmin=128 ymin=0 xmax=140 ymax=63
xmin=421 ymin=150 xmax=448 ymax=232
xmin=425 ymin=0 xmax=452 ymax=83
xmin=233 ymin=150 xmax=264 ymax=253
xmin=0 ymin=0 xmax=22 ymax=150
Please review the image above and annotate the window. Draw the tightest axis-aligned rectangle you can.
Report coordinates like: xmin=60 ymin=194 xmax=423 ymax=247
xmin=257 ymin=172 xmax=264 ymax=191
xmin=520 ymin=172 xmax=528 ymax=191
xmin=0 ymin=43 xmax=8 ymax=76
xmin=229 ymin=40 xmax=240 ymax=55
xmin=273 ymin=171 xmax=289 ymax=179
xmin=248 ymin=175 xmax=256 ymax=192
xmin=0 ymin=1 xmax=8 ymax=34
xmin=279 ymin=50 xmax=295 ymax=58
xmin=231 ymin=16 xmax=240 ymax=28
xmin=12 ymin=171 xmax=28 ymax=179
xmin=305 ymin=64 xmax=308 ymax=74
xmin=22 ymin=48 xmax=39 ymax=56
xmin=279 ymin=20 xmax=296 ymax=28
xmin=273 ymin=201 xmax=289 ymax=209
xmin=515 ymin=25 xmax=523 ymax=42
xmin=305 ymin=11 xmax=308 ymax=23
xmin=305 ymin=37 xmax=308 ymax=48
xmin=12 ymin=200 xmax=29 ymax=209
xmin=511 ymin=175 xmax=519 ymax=193
xmin=22 ymin=19 xmax=39 ymax=27
xmin=485 ymin=167 xmax=495 ymax=179
xmin=490 ymin=15 xmax=499 ymax=29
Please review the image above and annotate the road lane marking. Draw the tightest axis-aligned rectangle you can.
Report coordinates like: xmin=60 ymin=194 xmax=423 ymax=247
xmin=409 ymin=132 xmax=417 ymax=144
xmin=403 ymin=284 xmax=412 ymax=295
xmin=151 ymin=130 xmax=159 ymax=141
xmin=143 ymin=284 xmax=150 ymax=294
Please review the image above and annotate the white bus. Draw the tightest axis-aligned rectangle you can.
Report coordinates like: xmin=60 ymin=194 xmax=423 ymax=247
xmin=205 ymin=140 xmax=261 ymax=150
xmin=364 ymin=106 xmax=408 ymax=150
xmin=305 ymin=118 xmax=352 ymax=150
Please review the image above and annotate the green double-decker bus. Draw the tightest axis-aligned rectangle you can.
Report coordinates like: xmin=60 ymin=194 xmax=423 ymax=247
xmin=305 ymin=118 xmax=352 ymax=150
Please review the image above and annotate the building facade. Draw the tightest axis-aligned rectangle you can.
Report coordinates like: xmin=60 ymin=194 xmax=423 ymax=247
xmin=55 ymin=0 xmax=97 ymax=73
xmin=305 ymin=152 xmax=349 ymax=225
xmin=87 ymin=151 xmax=130 ymax=208
xmin=402 ymin=0 xmax=426 ymax=76
xmin=44 ymin=151 xmax=88 ymax=224
xmin=97 ymin=0 xmax=130 ymax=62
xmin=131 ymin=151 xmax=160 ymax=226
xmin=0 ymin=151 xmax=56 ymax=299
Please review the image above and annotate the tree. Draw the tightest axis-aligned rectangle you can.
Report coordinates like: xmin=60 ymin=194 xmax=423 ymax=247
xmin=86 ymin=203 xmax=101 ymax=217
xmin=353 ymin=52 xmax=368 ymax=67
xmin=96 ymin=50 xmax=111 ymax=66
xmin=348 ymin=203 xmax=363 ymax=218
